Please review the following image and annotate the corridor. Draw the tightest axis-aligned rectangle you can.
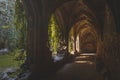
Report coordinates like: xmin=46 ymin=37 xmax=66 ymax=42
xmin=0 ymin=0 xmax=119 ymax=80
xmin=51 ymin=53 xmax=104 ymax=80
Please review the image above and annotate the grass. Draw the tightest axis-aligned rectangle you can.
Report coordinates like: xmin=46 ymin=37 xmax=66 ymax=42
xmin=0 ymin=54 xmax=21 ymax=71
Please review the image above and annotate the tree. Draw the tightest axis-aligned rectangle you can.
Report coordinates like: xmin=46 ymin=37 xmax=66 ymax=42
xmin=14 ymin=0 xmax=27 ymax=49
xmin=0 ymin=0 xmax=17 ymax=50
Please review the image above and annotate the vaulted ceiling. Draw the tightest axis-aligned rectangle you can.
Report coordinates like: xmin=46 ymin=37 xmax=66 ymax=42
xmin=53 ymin=0 xmax=106 ymax=37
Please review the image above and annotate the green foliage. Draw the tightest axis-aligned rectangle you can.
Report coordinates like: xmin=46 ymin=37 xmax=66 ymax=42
xmin=13 ymin=49 xmax=26 ymax=66
xmin=0 ymin=0 xmax=17 ymax=50
xmin=0 ymin=0 xmax=27 ymax=51
xmin=0 ymin=0 xmax=26 ymax=74
xmin=0 ymin=0 xmax=15 ymax=26
xmin=0 ymin=54 xmax=20 ymax=71
xmin=14 ymin=0 xmax=27 ymax=49
xmin=48 ymin=15 xmax=61 ymax=53
xmin=0 ymin=25 xmax=18 ymax=50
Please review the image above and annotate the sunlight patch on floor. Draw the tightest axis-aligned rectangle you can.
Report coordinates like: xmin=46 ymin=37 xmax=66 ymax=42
xmin=80 ymin=53 xmax=96 ymax=56
xmin=75 ymin=61 xmax=94 ymax=64
xmin=76 ymin=56 xmax=89 ymax=59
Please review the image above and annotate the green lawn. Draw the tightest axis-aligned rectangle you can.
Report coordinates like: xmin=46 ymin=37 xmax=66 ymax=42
xmin=0 ymin=54 xmax=21 ymax=71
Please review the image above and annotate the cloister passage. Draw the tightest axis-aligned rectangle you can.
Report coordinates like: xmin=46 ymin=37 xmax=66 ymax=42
xmin=69 ymin=19 xmax=98 ymax=53
xmin=16 ymin=0 xmax=120 ymax=80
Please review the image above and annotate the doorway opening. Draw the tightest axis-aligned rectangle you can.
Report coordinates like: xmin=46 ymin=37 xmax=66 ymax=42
xmin=0 ymin=0 xmax=27 ymax=79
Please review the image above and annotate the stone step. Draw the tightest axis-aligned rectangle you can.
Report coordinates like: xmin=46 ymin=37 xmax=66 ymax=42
xmin=80 ymin=53 xmax=96 ymax=56
xmin=75 ymin=53 xmax=96 ymax=62
xmin=75 ymin=58 xmax=95 ymax=62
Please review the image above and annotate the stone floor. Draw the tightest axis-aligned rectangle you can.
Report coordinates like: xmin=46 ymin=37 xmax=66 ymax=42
xmin=50 ymin=53 xmax=104 ymax=80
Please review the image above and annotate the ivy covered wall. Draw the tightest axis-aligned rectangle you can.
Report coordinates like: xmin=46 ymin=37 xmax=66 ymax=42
xmin=48 ymin=15 xmax=61 ymax=55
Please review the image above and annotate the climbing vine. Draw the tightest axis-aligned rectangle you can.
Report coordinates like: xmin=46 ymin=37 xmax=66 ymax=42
xmin=48 ymin=14 xmax=61 ymax=54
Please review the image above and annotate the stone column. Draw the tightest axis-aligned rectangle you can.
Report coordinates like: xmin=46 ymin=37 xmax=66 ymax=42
xmin=23 ymin=0 xmax=55 ymax=79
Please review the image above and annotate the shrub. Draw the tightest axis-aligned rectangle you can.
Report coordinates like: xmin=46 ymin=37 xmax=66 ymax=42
xmin=13 ymin=49 xmax=26 ymax=66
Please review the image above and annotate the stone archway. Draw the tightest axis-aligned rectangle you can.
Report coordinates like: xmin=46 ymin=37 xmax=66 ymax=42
xmin=21 ymin=0 xmax=119 ymax=80
xmin=79 ymin=28 xmax=98 ymax=53
xmin=22 ymin=0 xmax=107 ymax=66
xmin=69 ymin=21 xmax=98 ymax=54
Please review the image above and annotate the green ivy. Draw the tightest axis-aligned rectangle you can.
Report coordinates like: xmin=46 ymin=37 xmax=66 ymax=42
xmin=48 ymin=15 xmax=61 ymax=53
xmin=14 ymin=0 xmax=27 ymax=49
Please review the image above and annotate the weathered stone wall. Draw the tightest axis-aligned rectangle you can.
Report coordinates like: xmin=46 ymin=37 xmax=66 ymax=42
xmin=104 ymin=5 xmax=116 ymax=34
xmin=97 ymin=33 xmax=120 ymax=80
xmin=22 ymin=0 xmax=120 ymax=80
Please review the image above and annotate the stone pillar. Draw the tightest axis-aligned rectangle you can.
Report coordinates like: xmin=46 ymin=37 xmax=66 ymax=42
xmin=73 ymin=27 xmax=77 ymax=53
xmin=23 ymin=0 xmax=35 ymax=69
xmin=23 ymin=0 xmax=55 ymax=79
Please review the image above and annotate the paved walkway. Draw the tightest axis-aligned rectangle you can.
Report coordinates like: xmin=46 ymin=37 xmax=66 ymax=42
xmin=51 ymin=53 xmax=104 ymax=80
